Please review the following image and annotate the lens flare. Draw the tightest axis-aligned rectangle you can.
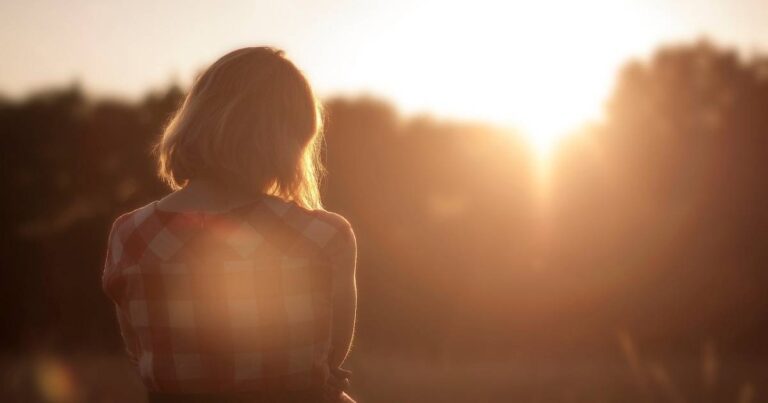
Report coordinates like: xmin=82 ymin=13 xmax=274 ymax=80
xmin=35 ymin=356 xmax=79 ymax=403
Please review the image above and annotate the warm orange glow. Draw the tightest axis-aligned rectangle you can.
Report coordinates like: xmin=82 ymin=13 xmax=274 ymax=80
xmin=3 ymin=1 xmax=768 ymax=401
xmin=332 ymin=0 xmax=660 ymax=158
xmin=35 ymin=356 xmax=79 ymax=403
xmin=5 ymin=0 xmax=759 ymax=161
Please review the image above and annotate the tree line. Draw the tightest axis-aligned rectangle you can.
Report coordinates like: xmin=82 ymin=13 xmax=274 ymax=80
xmin=1 ymin=40 xmax=766 ymax=360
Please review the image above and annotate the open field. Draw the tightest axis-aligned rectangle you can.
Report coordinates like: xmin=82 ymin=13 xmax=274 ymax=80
xmin=2 ymin=351 xmax=764 ymax=402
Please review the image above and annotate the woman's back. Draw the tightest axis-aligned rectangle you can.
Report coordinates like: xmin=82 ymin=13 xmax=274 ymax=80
xmin=102 ymin=194 xmax=352 ymax=394
xmin=102 ymin=46 xmax=357 ymax=401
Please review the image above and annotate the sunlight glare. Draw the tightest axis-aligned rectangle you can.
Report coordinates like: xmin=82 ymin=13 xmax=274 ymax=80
xmin=326 ymin=0 xmax=670 ymax=157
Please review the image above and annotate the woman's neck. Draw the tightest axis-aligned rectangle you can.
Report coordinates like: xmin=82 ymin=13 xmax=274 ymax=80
xmin=158 ymin=178 xmax=262 ymax=213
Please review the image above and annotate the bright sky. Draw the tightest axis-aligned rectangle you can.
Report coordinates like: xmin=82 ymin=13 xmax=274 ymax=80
xmin=2 ymin=0 xmax=767 ymax=150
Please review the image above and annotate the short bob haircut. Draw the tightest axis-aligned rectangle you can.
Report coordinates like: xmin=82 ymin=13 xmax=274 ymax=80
xmin=154 ymin=47 xmax=325 ymax=210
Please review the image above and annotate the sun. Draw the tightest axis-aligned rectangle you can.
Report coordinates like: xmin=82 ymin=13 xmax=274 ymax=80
xmin=326 ymin=0 xmax=650 ymax=159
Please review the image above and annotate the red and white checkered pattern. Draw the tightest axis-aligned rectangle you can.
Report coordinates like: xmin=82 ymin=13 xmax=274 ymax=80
xmin=102 ymin=196 xmax=354 ymax=393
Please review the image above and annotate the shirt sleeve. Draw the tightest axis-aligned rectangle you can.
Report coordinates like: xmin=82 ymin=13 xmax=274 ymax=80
xmin=321 ymin=214 xmax=357 ymax=293
xmin=115 ymin=305 xmax=141 ymax=366
xmin=102 ymin=217 xmax=120 ymax=299
xmin=102 ymin=214 xmax=141 ymax=365
xmin=102 ymin=213 xmax=132 ymax=301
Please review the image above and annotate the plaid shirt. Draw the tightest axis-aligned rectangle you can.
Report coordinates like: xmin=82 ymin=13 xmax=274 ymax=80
xmin=102 ymin=195 xmax=354 ymax=393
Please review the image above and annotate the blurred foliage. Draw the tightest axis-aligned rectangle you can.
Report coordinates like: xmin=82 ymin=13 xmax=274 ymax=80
xmin=0 ymin=41 xmax=766 ymax=369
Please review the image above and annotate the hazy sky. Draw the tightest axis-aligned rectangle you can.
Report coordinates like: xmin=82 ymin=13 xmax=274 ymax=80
xmin=2 ymin=0 xmax=767 ymax=138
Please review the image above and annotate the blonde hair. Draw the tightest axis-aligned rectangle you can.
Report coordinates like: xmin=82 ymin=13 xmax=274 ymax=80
xmin=154 ymin=47 xmax=325 ymax=210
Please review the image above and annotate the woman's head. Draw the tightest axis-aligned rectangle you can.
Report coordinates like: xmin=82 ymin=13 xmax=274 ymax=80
xmin=155 ymin=47 xmax=324 ymax=209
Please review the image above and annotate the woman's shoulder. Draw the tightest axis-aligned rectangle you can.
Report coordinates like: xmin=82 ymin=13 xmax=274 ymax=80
xmin=109 ymin=201 xmax=169 ymax=248
xmin=262 ymin=196 xmax=355 ymax=248
xmin=261 ymin=195 xmax=351 ymax=230
xmin=102 ymin=201 xmax=158 ymax=292
xmin=107 ymin=201 xmax=160 ymax=239
xmin=307 ymin=209 xmax=354 ymax=234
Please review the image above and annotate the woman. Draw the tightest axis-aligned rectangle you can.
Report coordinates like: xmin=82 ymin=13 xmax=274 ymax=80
xmin=102 ymin=47 xmax=357 ymax=403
